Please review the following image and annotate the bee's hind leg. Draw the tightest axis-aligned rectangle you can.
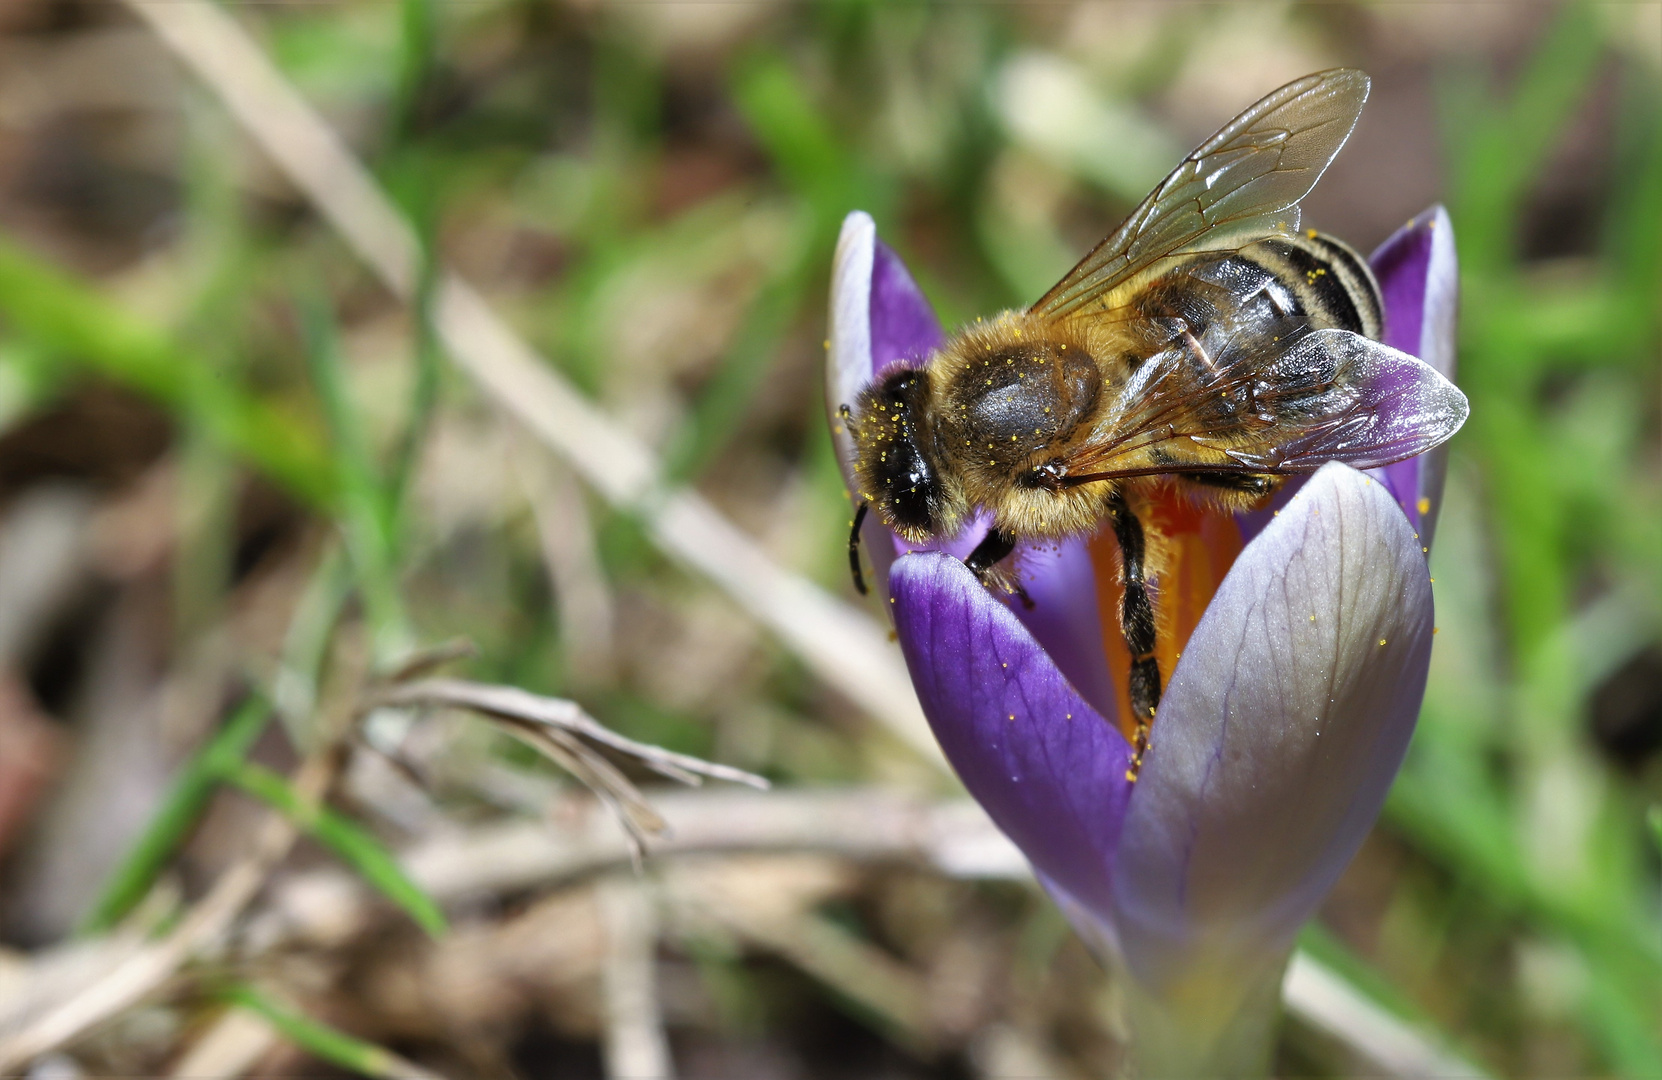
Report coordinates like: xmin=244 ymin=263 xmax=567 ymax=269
xmin=1107 ymin=492 xmax=1159 ymax=781
xmin=964 ymin=527 xmax=1034 ymax=610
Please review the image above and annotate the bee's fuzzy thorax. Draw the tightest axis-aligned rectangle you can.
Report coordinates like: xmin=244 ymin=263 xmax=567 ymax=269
xmin=928 ymin=310 xmax=1121 ymax=541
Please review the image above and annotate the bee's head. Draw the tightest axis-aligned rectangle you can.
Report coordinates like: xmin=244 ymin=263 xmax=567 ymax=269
xmin=849 ymin=367 xmax=965 ymax=542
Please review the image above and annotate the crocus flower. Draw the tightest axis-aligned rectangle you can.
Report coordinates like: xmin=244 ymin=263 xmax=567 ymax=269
xmin=825 ymin=207 xmax=1460 ymax=1073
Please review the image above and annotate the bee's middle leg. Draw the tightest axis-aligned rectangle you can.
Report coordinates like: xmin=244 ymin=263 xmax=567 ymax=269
xmin=1107 ymin=492 xmax=1159 ymax=781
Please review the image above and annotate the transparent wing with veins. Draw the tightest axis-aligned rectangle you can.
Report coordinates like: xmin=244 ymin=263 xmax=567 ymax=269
xmin=1060 ymin=328 xmax=1469 ymax=483
xmin=1031 ymin=69 xmax=1371 ymax=322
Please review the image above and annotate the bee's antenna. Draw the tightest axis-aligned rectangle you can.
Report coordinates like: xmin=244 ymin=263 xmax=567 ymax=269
xmin=848 ymin=502 xmax=870 ymax=596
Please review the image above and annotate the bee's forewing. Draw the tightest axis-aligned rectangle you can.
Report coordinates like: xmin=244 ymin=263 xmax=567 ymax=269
xmin=1032 ymin=69 xmax=1370 ymax=321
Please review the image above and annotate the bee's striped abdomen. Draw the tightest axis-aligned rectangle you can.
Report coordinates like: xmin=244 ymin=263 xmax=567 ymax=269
xmin=1241 ymin=232 xmax=1383 ymax=340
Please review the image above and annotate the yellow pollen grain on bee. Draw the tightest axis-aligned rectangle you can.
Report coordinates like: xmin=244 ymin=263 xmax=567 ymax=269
xmin=1066 ymin=713 xmax=1072 ymax=720
xmin=1008 ymin=714 xmax=1015 ymax=721
xmin=1307 ymin=228 xmax=1318 ymax=239
xmin=1309 ymin=614 xmax=1316 ymax=621
xmin=1423 ymin=546 xmax=1429 ymax=553
xmin=1433 ymin=626 xmax=1440 ymax=635
xmin=1417 ymin=497 xmax=1431 ymax=515
xmin=1378 ymin=638 xmax=1387 ymax=646
xmin=1001 ymin=663 xmax=1008 ymax=669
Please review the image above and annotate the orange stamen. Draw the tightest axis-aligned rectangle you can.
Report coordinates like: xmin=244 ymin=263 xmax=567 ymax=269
xmin=1089 ymin=490 xmax=1244 ymax=747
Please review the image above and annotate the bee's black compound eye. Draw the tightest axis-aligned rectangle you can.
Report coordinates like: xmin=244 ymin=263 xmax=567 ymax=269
xmin=854 ymin=366 xmax=944 ymax=539
xmin=883 ymin=444 xmax=940 ymax=534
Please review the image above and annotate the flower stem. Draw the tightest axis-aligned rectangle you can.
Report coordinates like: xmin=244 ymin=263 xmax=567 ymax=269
xmin=1115 ymin=953 xmax=1288 ymax=1079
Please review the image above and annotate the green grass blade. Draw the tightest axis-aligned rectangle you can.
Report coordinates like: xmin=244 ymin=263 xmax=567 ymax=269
xmin=731 ymin=52 xmax=888 ymax=227
xmin=221 ymin=983 xmax=427 ymax=1078
xmin=79 ymin=695 xmax=273 ymax=935
xmin=662 ymin=252 xmax=815 ymax=482
xmin=391 ymin=0 xmax=437 ymax=144
xmin=223 ymin=760 xmax=446 ymax=937
xmin=1444 ymin=4 xmax=1604 ymax=274
xmin=386 ymin=221 xmax=442 ymax=509
xmin=299 ymin=296 xmax=412 ymax=665
xmin=1293 ymin=925 xmax=1490 ymax=1074
xmin=0 ymin=233 xmax=336 ymax=509
xmin=273 ymin=547 xmax=355 ymax=749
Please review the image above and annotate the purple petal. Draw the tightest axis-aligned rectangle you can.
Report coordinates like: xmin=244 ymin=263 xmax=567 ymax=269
xmin=827 ymin=212 xmax=960 ymax=596
xmin=902 ymin=525 xmax=1120 ymax=724
xmin=1372 ymin=206 xmax=1456 ymax=377
xmin=826 ymin=213 xmax=899 ymax=594
xmin=1005 ymin=538 xmax=1121 ymax=725
xmin=1110 ymin=463 xmax=1434 ymax=996
xmin=831 ymin=216 xmax=1119 ymax=706
xmin=890 ymin=551 xmax=1134 ymax=918
xmin=826 ymin=211 xmax=878 ymax=488
xmin=1234 ymin=480 xmax=1303 ymax=546
xmin=871 ymin=239 xmax=945 ymax=372
xmin=1367 ymin=206 xmax=1459 ymax=547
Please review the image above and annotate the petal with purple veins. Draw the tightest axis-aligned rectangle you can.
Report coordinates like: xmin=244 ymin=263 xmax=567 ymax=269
xmin=889 ymin=551 xmax=1134 ymax=918
xmin=1111 ymin=463 xmax=1434 ymax=1004
xmin=1368 ymin=206 xmax=1459 ymax=544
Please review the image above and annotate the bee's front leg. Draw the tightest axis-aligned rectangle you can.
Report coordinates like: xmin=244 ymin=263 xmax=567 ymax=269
xmin=964 ymin=527 xmax=1034 ymax=609
xmin=1107 ymin=492 xmax=1160 ymax=781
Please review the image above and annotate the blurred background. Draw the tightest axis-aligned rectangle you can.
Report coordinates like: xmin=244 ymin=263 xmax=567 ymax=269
xmin=0 ymin=1 xmax=1655 ymax=1077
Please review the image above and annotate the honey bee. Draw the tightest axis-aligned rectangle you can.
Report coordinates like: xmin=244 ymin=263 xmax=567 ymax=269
xmin=841 ymin=69 xmax=1468 ymax=776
